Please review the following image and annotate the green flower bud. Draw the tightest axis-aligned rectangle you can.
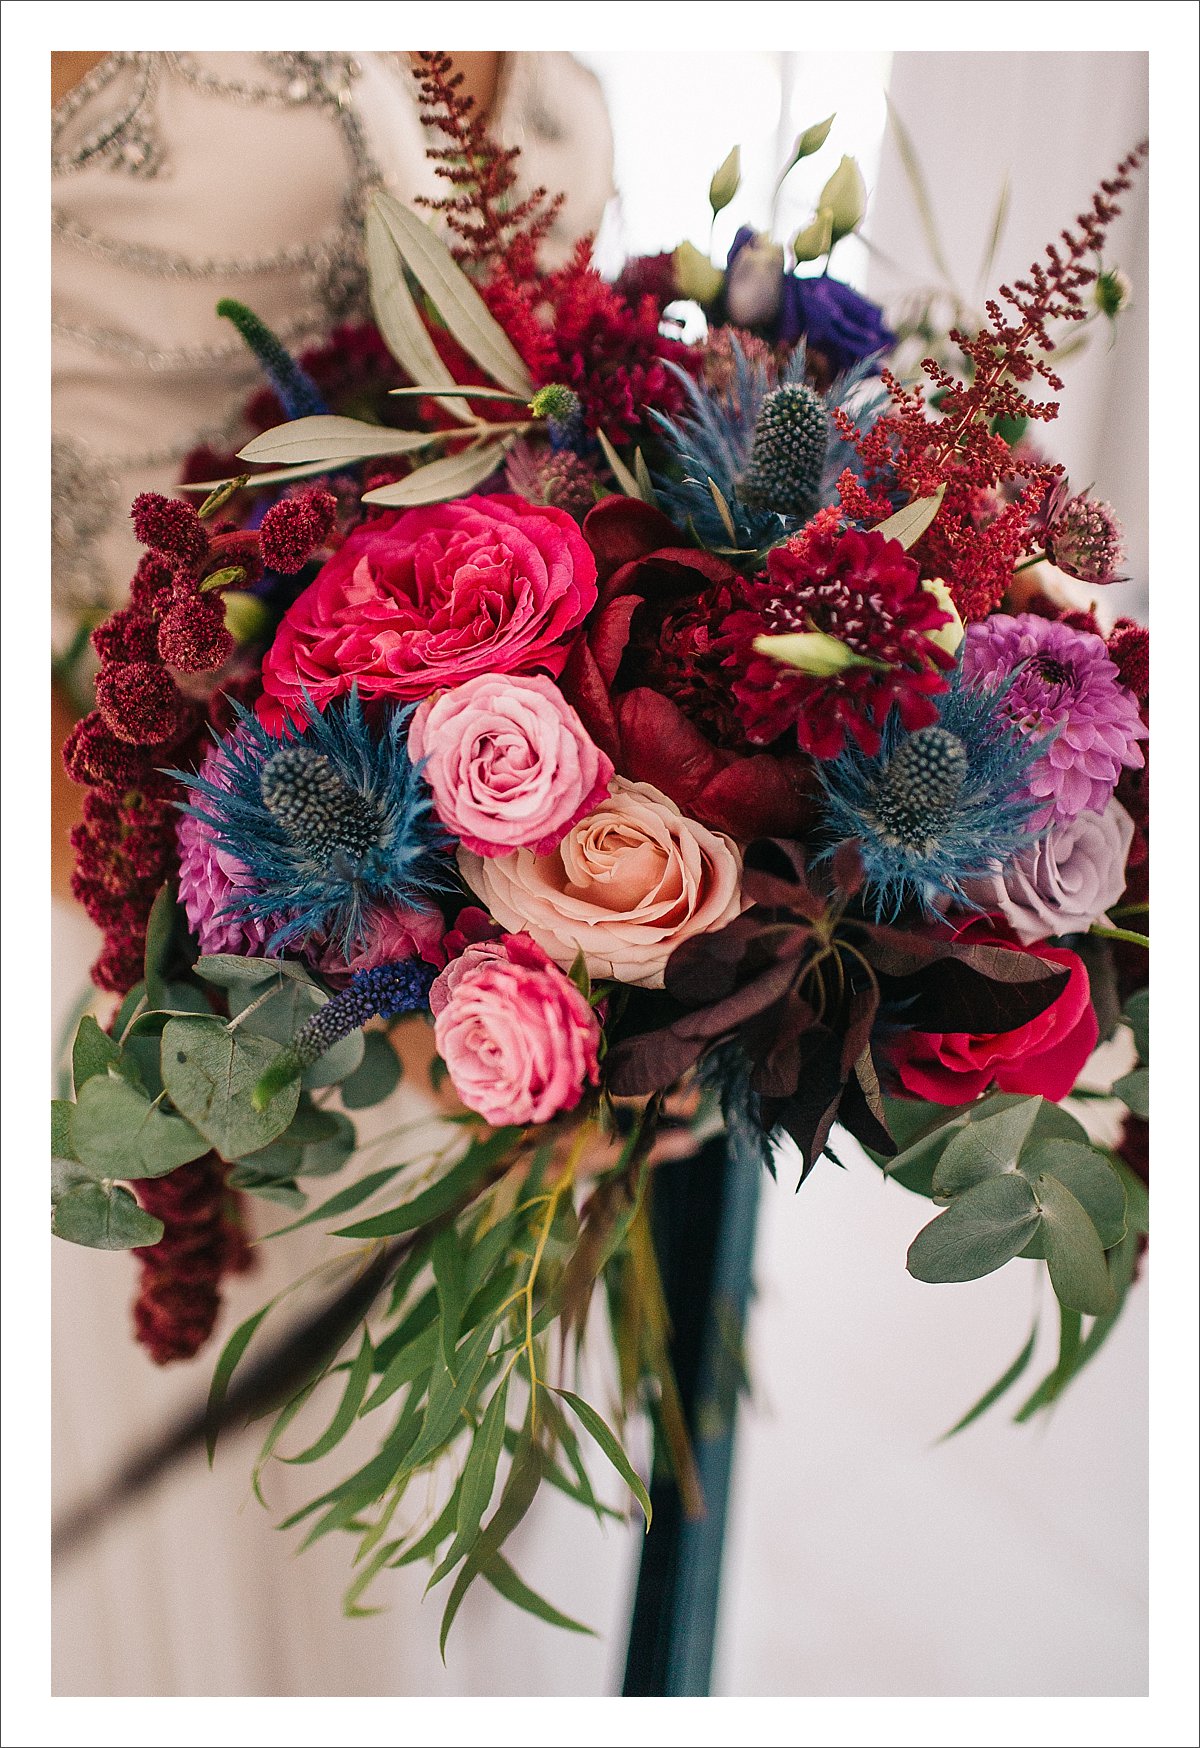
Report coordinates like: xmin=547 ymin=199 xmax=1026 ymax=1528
xmin=673 ymin=240 xmax=726 ymax=307
xmin=792 ymin=207 xmax=834 ymax=264
xmin=752 ymin=629 xmax=886 ymax=676
xmin=818 ymin=155 xmax=867 ymax=242
xmin=709 ymin=146 xmax=741 ymax=216
xmin=1094 ymin=267 xmax=1132 ymax=318
xmin=791 ymin=114 xmax=835 ymax=162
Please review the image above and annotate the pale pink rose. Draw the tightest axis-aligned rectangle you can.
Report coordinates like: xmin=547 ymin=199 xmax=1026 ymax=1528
xmin=458 ymin=777 xmax=743 ymax=988
xmin=312 ymin=902 xmax=447 ymax=985
xmin=964 ymin=799 xmax=1135 ymax=945
xmin=433 ymin=933 xmax=601 ymax=1126
xmin=409 ymin=674 xmax=613 ymax=858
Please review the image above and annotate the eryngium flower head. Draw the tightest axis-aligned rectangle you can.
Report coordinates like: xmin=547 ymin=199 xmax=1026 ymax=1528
xmin=815 ymin=672 xmax=1045 ymax=919
xmin=737 ymin=382 xmax=829 ymax=519
xmin=961 ymin=614 xmax=1146 ymax=827
xmin=172 ymin=688 xmax=448 ymax=954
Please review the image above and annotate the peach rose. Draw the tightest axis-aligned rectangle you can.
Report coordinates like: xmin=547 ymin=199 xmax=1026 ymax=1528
xmin=458 ymin=777 xmax=742 ymax=988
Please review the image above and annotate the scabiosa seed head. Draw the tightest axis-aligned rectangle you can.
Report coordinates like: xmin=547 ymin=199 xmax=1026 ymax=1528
xmin=94 ymin=661 xmax=186 ymax=746
xmin=91 ymin=607 xmax=160 ymax=665
xmin=258 ymin=487 xmax=337 ymax=573
xmin=737 ymin=381 xmax=829 ymax=518
xmin=130 ymin=492 xmax=209 ymax=571
xmin=157 ymin=595 xmax=235 ymax=673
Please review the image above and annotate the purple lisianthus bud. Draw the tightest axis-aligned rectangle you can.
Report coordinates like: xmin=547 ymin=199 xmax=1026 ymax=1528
xmin=779 ymin=274 xmax=894 ymax=374
xmin=725 ymin=226 xmax=785 ymax=329
xmin=964 ymin=798 xmax=1135 ymax=945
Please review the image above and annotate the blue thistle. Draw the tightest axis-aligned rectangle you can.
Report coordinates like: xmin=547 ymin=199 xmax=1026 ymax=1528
xmin=737 ymin=382 xmax=828 ymax=519
xmin=814 ymin=669 xmax=1047 ymax=920
xmin=648 ymin=334 xmax=889 ymax=554
xmin=170 ymin=688 xmax=449 ymax=954
xmin=217 ymin=298 xmax=327 ymax=420
xmin=252 ymin=959 xmax=436 ymax=1109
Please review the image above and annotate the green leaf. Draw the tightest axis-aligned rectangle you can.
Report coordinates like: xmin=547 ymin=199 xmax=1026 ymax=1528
xmin=52 ymin=1182 xmax=164 ymax=1250
xmin=283 ymin=1329 xmax=375 ymax=1466
xmin=885 ymin=96 xmax=954 ymax=284
xmin=239 ymin=414 xmax=436 ymax=466
xmin=225 ymin=1165 xmax=305 ymax=1208
xmin=1014 ymin=1300 xmax=1084 ymax=1422
xmin=333 ymin=1128 xmax=520 ymax=1239
xmin=343 ymin=1537 xmax=404 ymax=1619
xmin=72 ymin=1015 xmax=123 ymax=1092
xmin=432 ymin=1228 xmax=468 ymax=1373
xmin=1112 ymin=1066 xmax=1149 ymax=1118
xmin=978 ymin=172 xmax=1011 ymax=290
xmin=227 ymin=977 xmax=366 ymax=1089
xmin=143 ymin=882 xmax=177 ymax=1009
xmin=360 ymin=440 xmax=514 ymax=508
xmin=251 ymin=1382 xmax=320 ymax=1506
xmin=52 ymin=1099 xmax=80 ymax=1163
xmin=1014 ymin=1231 xmax=1140 ymax=1421
xmin=906 ymin=1172 xmax=1041 ymax=1284
xmin=482 ymin=1552 xmax=595 ymax=1637
xmin=1111 ymin=1154 xmax=1149 ymax=1235
xmin=596 ymin=428 xmax=645 ymax=501
xmin=195 ymin=954 xmax=319 ymax=990
xmin=262 ymin=1165 xmax=406 ymax=1240
xmin=1019 ymin=1142 xmax=1126 ymax=1249
xmin=161 ymin=1015 xmax=300 ymax=1158
xmin=1122 ymin=989 xmax=1148 ymax=1063
xmin=708 ymin=145 xmax=741 ymax=216
xmin=938 ymin=1321 xmax=1039 ymax=1440
xmin=371 ymin=194 xmax=534 ymax=396
xmin=299 ymin=1111 xmax=356 ymax=1178
xmin=566 ymin=949 xmax=591 ymax=1002
xmin=439 ymin=1437 xmax=544 ymax=1660
xmin=549 ymin=1386 xmax=652 ymax=1531
xmin=428 ymin=1373 xmax=511 ymax=1589
xmin=206 ymin=1302 xmax=275 ymax=1460
xmin=931 ymin=1096 xmax=1042 ymax=1199
xmin=389 ymin=1485 xmax=462 ymax=1569
xmin=871 ymin=485 xmax=946 ymax=551
xmin=406 ymin=1324 xmax=496 ymax=1472
xmin=360 ymin=1323 xmax=440 ymax=1416
xmin=71 ymin=1075 xmax=209 ymax=1179
xmin=1035 ymin=1174 xmax=1117 ymax=1315
xmin=364 ymin=203 xmax=472 ymax=425
xmin=339 ymin=1031 xmax=402 ymax=1110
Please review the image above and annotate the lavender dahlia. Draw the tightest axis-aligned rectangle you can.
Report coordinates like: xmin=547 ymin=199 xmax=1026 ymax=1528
xmin=961 ymin=614 xmax=1146 ymax=827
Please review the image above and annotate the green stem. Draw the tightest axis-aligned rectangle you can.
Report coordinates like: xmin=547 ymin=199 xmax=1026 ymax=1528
xmin=1014 ymin=552 xmax=1047 ymax=573
xmin=1108 ymin=902 xmax=1149 ymax=918
xmin=1090 ymin=923 xmax=1150 ymax=948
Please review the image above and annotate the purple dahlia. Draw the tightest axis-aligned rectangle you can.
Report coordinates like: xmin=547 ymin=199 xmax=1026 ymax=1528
xmin=962 ymin=614 xmax=1146 ymax=827
xmin=176 ymin=739 xmax=271 ymax=956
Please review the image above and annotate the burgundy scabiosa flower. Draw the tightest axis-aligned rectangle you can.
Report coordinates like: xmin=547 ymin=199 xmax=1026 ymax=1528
xmin=724 ymin=524 xmax=956 ymax=759
xmin=961 ymin=613 xmax=1146 ymax=826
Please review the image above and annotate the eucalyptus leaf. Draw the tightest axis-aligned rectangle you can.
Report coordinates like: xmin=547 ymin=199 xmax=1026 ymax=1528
xmin=239 ymin=414 xmax=437 ymax=466
xmin=72 ymin=1014 xmax=123 ymax=1092
xmin=871 ymin=485 xmax=946 ymax=550
xmin=427 ymin=1374 xmax=511 ymax=1589
xmin=283 ymin=1329 xmax=375 ymax=1466
xmin=1122 ymin=989 xmax=1148 ymax=1063
xmin=71 ymin=1075 xmax=209 ymax=1179
xmin=51 ymin=1099 xmax=80 ymax=1164
xmin=225 ymin=1167 xmax=305 ymax=1208
xmin=939 ymin=1321 xmax=1039 ymax=1441
xmin=482 ymin=1553 xmax=595 ymax=1638
xmin=907 ymin=1172 xmax=1041 ymax=1284
xmin=1035 ymin=1174 xmax=1117 ymax=1315
xmin=339 ymin=1030 xmax=403 ymax=1110
xmin=360 ymin=441 xmax=513 ymax=508
xmin=195 ymin=954 xmax=319 ymax=991
xmin=931 ymin=1097 xmax=1042 ymax=1200
xmin=161 ymin=1015 xmax=300 ymax=1157
xmin=52 ymin=1182 xmax=164 ymax=1250
xmin=549 ymin=1386 xmax=652 ymax=1530
xmin=299 ymin=1111 xmax=357 ymax=1178
xmin=432 ymin=1228 xmax=468 ymax=1372
xmin=1019 ymin=1141 xmax=1126 ymax=1249
xmin=372 ymin=194 xmax=534 ymax=396
xmin=1112 ymin=1066 xmax=1149 ymax=1118
xmin=143 ymin=882 xmax=177 ymax=1008
xmin=334 ymin=1128 xmax=520 ymax=1239
xmin=262 ymin=1164 xmax=406 ymax=1240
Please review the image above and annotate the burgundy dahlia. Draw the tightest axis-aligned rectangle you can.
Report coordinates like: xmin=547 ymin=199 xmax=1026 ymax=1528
xmin=961 ymin=613 xmax=1146 ymax=826
xmin=723 ymin=525 xmax=956 ymax=759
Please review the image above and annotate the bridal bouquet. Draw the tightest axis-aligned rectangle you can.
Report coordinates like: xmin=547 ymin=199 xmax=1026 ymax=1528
xmin=53 ymin=56 xmax=1149 ymax=1642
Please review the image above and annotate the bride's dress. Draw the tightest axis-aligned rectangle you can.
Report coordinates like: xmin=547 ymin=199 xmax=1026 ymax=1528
xmin=51 ymin=51 xmax=640 ymax=1698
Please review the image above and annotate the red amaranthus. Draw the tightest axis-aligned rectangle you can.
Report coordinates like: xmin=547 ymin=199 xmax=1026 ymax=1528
xmin=836 ymin=144 xmax=1147 ymax=621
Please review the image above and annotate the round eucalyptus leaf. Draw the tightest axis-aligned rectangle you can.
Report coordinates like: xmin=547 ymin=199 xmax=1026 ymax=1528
xmin=52 ymin=1182 xmax=164 ymax=1250
xmin=161 ymin=1016 xmax=300 ymax=1158
xmin=931 ymin=1097 xmax=1042 ymax=1200
xmin=1019 ymin=1141 xmax=1126 ymax=1248
xmin=907 ymin=1172 xmax=1041 ymax=1284
xmin=302 ymin=1026 xmax=365 ymax=1089
xmin=339 ymin=1030 xmax=403 ymax=1110
xmin=71 ymin=1074 xmax=210 ymax=1179
xmin=1035 ymin=1173 xmax=1117 ymax=1316
xmin=299 ymin=1110 xmax=357 ymax=1177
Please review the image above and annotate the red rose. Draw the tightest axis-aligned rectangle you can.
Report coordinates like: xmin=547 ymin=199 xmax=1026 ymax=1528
xmin=258 ymin=494 xmax=597 ymax=730
xmin=560 ymin=496 xmax=815 ymax=840
xmin=888 ymin=926 xmax=1098 ymax=1104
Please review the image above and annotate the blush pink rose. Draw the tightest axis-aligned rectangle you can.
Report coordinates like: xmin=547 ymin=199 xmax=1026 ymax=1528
xmin=888 ymin=930 xmax=1098 ymax=1104
xmin=457 ymin=777 xmax=743 ymax=988
xmin=258 ymin=494 xmax=597 ymax=730
xmin=432 ymin=933 xmax=601 ymax=1126
xmin=409 ymin=673 xmax=614 ymax=858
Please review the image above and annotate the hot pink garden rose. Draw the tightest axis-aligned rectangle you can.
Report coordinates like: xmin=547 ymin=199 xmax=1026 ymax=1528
xmin=431 ymin=934 xmax=601 ymax=1127
xmin=409 ymin=673 xmax=614 ymax=858
xmin=458 ymin=777 xmax=743 ymax=988
xmin=258 ymin=494 xmax=597 ymax=730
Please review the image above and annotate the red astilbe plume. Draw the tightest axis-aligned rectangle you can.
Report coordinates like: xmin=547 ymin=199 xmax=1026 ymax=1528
xmin=132 ymin=1156 xmax=254 ymax=1364
xmin=410 ymin=50 xmax=563 ymax=282
xmin=836 ymin=143 xmax=1147 ymax=621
